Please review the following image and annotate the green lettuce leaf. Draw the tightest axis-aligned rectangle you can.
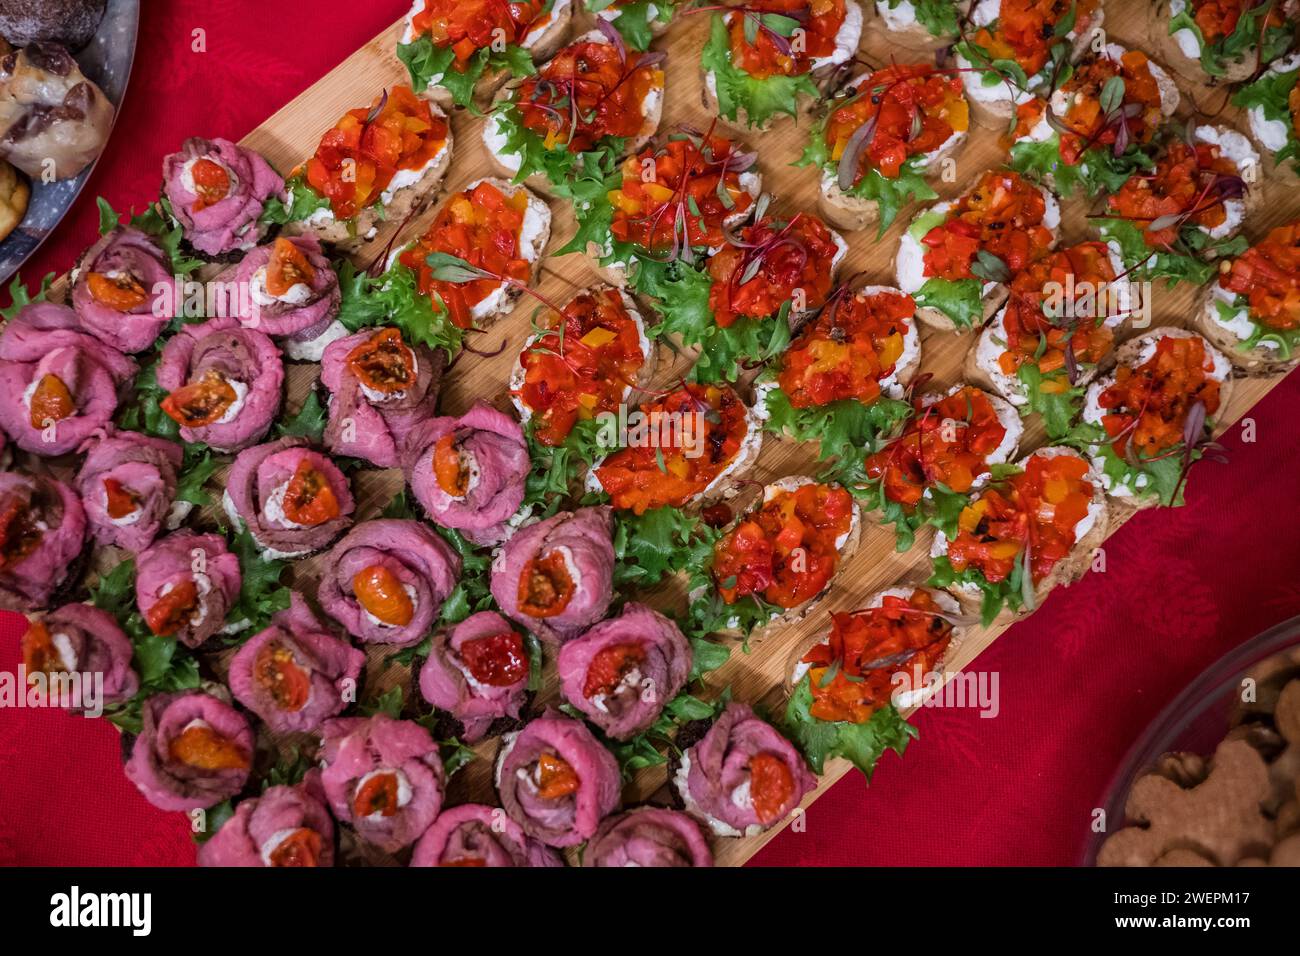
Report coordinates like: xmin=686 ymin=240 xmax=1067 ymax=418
xmin=927 ymin=554 xmax=1025 ymax=625
xmin=612 ymin=506 xmax=720 ymax=589
xmin=336 ymin=259 xmax=463 ymax=358
xmin=701 ymin=15 xmax=817 ymax=128
xmin=764 ymin=385 xmax=913 ymax=471
xmin=783 ymin=675 xmax=918 ymax=777
xmin=913 ymin=276 xmax=984 ymax=328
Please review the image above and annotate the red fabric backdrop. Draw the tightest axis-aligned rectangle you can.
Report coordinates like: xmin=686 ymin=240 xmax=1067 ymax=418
xmin=2 ymin=1 xmax=1299 ymax=867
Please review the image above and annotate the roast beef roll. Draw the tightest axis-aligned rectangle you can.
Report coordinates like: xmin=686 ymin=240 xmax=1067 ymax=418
xmin=162 ymin=136 xmax=286 ymax=257
xmin=320 ymin=327 xmax=443 ymax=468
xmin=402 ymin=400 xmax=529 ymax=546
xmin=222 ymin=437 xmax=354 ymax=559
xmin=317 ymin=519 xmax=460 ymax=647
xmin=124 ymin=690 xmax=254 ymax=811
xmin=584 ymin=807 xmax=714 ymax=868
xmin=673 ymin=702 xmax=816 ymax=838
xmin=196 ymin=770 xmax=335 ymax=867
xmin=494 ymin=710 xmax=622 ymax=848
xmin=228 ymin=591 xmax=365 ymax=734
xmin=557 ymin=603 xmax=691 ymax=740
xmin=0 ymin=471 xmax=87 ymax=611
xmin=319 ymin=714 xmax=446 ymax=852
xmin=410 ymin=803 xmax=563 ymax=868
xmin=74 ymin=430 xmax=185 ymax=553
xmin=21 ymin=602 xmax=138 ymax=708
xmin=418 ymin=610 xmax=531 ymax=743
xmin=156 ymin=315 xmax=283 ymax=452
xmin=134 ymin=531 xmax=242 ymax=649
xmin=490 ymin=506 xmax=615 ymax=644
xmin=229 ymin=235 xmax=344 ymax=360
xmin=0 ymin=302 xmax=135 ymax=456
xmin=70 ymin=227 xmax=176 ymax=353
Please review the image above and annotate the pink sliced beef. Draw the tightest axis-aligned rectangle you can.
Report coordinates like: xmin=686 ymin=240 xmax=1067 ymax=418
xmin=222 ymin=437 xmax=354 ymax=557
xmin=124 ymin=690 xmax=254 ymax=812
xmin=320 ymin=327 xmax=444 ymax=468
xmin=317 ymin=518 xmax=460 ymax=647
xmin=557 ymin=602 xmax=691 ymax=740
xmin=135 ymin=531 xmax=242 ymax=649
xmin=227 ymin=233 xmax=340 ymax=341
xmin=584 ymin=807 xmax=714 ymax=867
xmin=410 ymin=803 xmax=563 ymax=868
xmin=0 ymin=471 xmax=87 ymax=611
xmin=162 ymin=137 xmax=286 ymax=257
xmin=70 ymin=227 xmax=177 ymax=353
xmin=494 ymin=710 xmax=622 ymax=848
xmin=673 ymin=702 xmax=816 ymax=838
xmin=490 ymin=506 xmax=615 ymax=644
xmin=418 ymin=610 xmax=530 ymax=743
xmin=402 ymin=400 xmax=529 ymax=545
xmin=228 ymin=591 xmax=364 ymax=734
xmin=319 ymin=714 xmax=446 ymax=852
xmin=34 ymin=602 xmax=139 ymax=708
xmin=196 ymin=770 xmax=336 ymax=867
xmin=0 ymin=303 xmax=135 ymax=456
xmin=156 ymin=315 xmax=283 ymax=452
xmin=75 ymin=430 xmax=184 ymax=553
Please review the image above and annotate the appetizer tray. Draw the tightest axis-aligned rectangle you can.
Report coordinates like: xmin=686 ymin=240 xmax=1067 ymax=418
xmin=0 ymin=0 xmax=139 ymax=284
xmin=14 ymin=1 xmax=1300 ymax=867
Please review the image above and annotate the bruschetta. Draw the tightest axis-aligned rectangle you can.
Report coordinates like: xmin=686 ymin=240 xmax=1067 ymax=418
xmin=700 ymin=0 xmax=864 ymax=131
xmin=928 ymin=444 xmax=1108 ymax=623
xmin=861 ymin=383 xmax=1022 ymax=549
xmin=1150 ymin=0 xmax=1299 ymax=84
xmin=1008 ymin=43 xmax=1181 ymax=199
xmin=385 ymin=177 xmax=552 ymax=335
xmin=966 ymin=240 xmax=1130 ymax=437
xmin=1196 ymin=219 xmax=1300 ymax=375
xmin=784 ymin=585 xmax=968 ymax=776
xmin=582 ymin=0 xmax=676 ymax=50
xmin=645 ymin=203 xmax=848 ymax=382
xmin=699 ymin=476 xmax=861 ymax=639
xmin=953 ymin=0 xmax=1104 ymax=129
xmin=397 ymin=0 xmax=574 ymax=110
xmin=802 ymin=63 xmax=970 ymax=232
xmin=1093 ymin=124 xmax=1258 ymax=287
xmin=572 ymin=128 xmax=760 ymax=282
xmin=870 ymin=0 xmax=971 ymax=52
xmin=276 ymin=85 xmax=453 ymax=253
xmin=1078 ymin=327 xmax=1234 ymax=508
xmin=759 ymin=284 xmax=922 ymax=467
xmin=896 ymin=167 xmax=1060 ymax=331
xmin=1234 ymin=51 xmax=1300 ymax=183
xmin=586 ymin=381 xmax=765 ymax=513
xmin=483 ymin=26 xmax=666 ymax=195
xmin=509 ymin=283 xmax=656 ymax=454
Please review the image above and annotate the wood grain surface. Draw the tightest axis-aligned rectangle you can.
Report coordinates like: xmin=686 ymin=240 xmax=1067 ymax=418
xmin=44 ymin=1 xmax=1300 ymax=866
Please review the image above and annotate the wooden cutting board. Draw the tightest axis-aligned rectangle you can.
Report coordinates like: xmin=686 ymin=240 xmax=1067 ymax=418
xmin=58 ymin=1 xmax=1300 ymax=866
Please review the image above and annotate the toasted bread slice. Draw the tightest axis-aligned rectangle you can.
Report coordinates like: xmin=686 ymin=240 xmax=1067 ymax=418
xmin=1079 ymin=327 xmax=1236 ymax=510
xmin=483 ymin=29 xmax=664 ymax=196
xmin=784 ymin=584 xmax=971 ymax=710
xmin=405 ymin=0 xmax=574 ymax=112
xmin=700 ymin=475 xmax=862 ymax=642
xmin=896 ymin=174 xmax=1061 ymax=333
xmin=930 ymin=445 xmax=1109 ymax=622
xmin=1194 ymin=283 xmax=1299 ymax=377
xmin=289 ymin=103 xmax=454 ymax=253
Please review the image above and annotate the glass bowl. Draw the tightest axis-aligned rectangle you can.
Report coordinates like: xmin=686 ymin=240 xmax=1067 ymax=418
xmin=1081 ymin=614 xmax=1300 ymax=865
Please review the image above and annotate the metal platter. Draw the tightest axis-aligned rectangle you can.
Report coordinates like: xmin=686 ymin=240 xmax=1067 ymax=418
xmin=0 ymin=0 xmax=140 ymax=285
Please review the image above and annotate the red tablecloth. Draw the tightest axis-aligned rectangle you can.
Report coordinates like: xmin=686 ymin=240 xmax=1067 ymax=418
xmin=2 ymin=1 xmax=1299 ymax=867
